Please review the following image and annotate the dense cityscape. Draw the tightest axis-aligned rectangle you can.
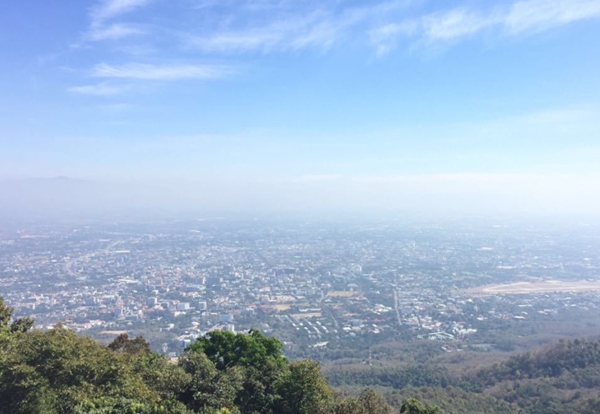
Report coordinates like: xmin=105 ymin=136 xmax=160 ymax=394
xmin=3 ymin=218 xmax=600 ymax=357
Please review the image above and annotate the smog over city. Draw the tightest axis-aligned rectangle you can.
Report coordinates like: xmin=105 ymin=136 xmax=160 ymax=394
xmin=2 ymin=1 xmax=600 ymax=413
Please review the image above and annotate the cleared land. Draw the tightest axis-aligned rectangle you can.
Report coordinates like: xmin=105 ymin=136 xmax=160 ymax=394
xmin=463 ymin=280 xmax=600 ymax=295
xmin=292 ymin=312 xmax=322 ymax=319
xmin=327 ymin=291 xmax=359 ymax=297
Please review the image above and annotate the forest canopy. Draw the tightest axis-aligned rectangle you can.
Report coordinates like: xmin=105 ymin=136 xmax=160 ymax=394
xmin=6 ymin=295 xmax=600 ymax=414
xmin=0 ymin=296 xmax=410 ymax=414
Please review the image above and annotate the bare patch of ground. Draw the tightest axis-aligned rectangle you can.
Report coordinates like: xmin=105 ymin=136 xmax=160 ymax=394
xmin=463 ymin=280 xmax=600 ymax=295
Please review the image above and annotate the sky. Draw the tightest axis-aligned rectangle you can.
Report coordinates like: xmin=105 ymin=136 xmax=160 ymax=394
xmin=1 ymin=0 xmax=600 ymax=217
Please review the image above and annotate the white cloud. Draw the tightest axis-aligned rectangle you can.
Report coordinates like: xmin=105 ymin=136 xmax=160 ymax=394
xmin=505 ymin=0 xmax=600 ymax=34
xmin=186 ymin=0 xmax=600 ymax=56
xmin=372 ymin=0 xmax=600 ymax=53
xmin=369 ymin=22 xmax=416 ymax=55
xmin=82 ymin=0 xmax=153 ymax=44
xmin=88 ymin=23 xmax=145 ymax=41
xmin=68 ymin=82 xmax=131 ymax=96
xmin=421 ymin=8 xmax=495 ymax=42
xmin=74 ymin=0 xmax=600 ymax=62
xmin=187 ymin=13 xmax=343 ymax=53
xmin=91 ymin=0 xmax=153 ymax=24
xmin=193 ymin=0 xmax=294 ymax=11
xmin=186 ymin=1 xmax=412 ymax=53
xmin=92 ymin=62 xmax=236 ymax=80
xmin=190 ymin=30 xmax=284 ymax=53
xmin=79 ymin=0 xmax=599 ymax=57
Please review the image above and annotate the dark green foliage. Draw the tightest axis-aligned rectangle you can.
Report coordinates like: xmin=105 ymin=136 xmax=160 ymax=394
xmin=399 ymin=398 xmax=439 ymax=414
xmin=275 ymin=359 xmax=333 ymax=414
xmin=182 ymin=329 xmax=295 ymax=413
xmin=9 ymin=315 xmax=34 ymax=334
xmin=234 ymin=362 xmax=282 ymax=414
xmin=451 ymin=338 xmax=600 ymax=413
xmin=11 ymin=292 xmax=600 ymax=414
xmin=473 ymin=337 xmax=600 ymax=386
xmin=453 ymin=337 xmax=600 ymax=414
xmin=178 ymin=351 xmax=243 ymax=412
xmin=108 ymin=333 xmax=191 ymax=403
xmin=325 ymin=363 xmax=449 ymax=389
xmin=330 ymin=337 xmax=600 ymax=414
xmin=0 ymin=297 xmax=12 ymax=328
xmin=0 ymin=296 xmax=33 ymax=341
xmin=108 ymin=333 xmax=152 ymax=355
xmin=384 ymin=386 xmax=514 ymax=414
xmin=73 ymin=397 xmax=192 ymax=414
xmin=184 ymin=328 xmax=293 ymax=414
xmin=0 ymin=296 xmax=395 ymax=414
xmin=186 ymin=328 xmax=286 ymax=371
xmin=0 ymin=326 xmax=159 ymax=413
xmin=334 ymin=388 xmax=392 ymax=414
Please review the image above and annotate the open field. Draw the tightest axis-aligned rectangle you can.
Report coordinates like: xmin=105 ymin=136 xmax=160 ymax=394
xmin=462 ymin=280 xmax=600 ymax=295
xmin=98 ymin=330 xmax=128 ymax=336
xmin=327 ymin=291 xmax=359 ymax=297
xmin=292 ymin=313 xmax=322 ymax=319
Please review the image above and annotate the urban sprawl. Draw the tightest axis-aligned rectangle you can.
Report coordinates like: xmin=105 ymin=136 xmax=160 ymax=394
xmin=2 ymin=218 xmax=600 ymax=357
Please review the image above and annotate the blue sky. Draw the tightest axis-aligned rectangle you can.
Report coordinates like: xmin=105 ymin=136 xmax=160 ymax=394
xmin=1 ymin=0 xmax=600 ymax=215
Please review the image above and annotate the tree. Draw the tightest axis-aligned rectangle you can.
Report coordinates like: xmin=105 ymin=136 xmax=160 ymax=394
xmin=106 ymin=334 xmax=192 ymax=404
xmin=334 ymin=389 xmax=392 ymax=414
xmin=178 ymin=351 xmax=243 ymax=412
xmin=186 ymin=329 xmax=289 ymax=414
xmin=275 ymin=359 xmax=333 ymax=414
xmin=187 ymin=329 xmax=286 ymax=371
xmin=0 ymin=296 xmax=33 ymax=341
xmin=0 ymin=325 xmax=158 ymax=413
xmin=108 ymin=334 xmax=152 ymax=355
xmin=400 ymin=398 xmax=440 ymax=414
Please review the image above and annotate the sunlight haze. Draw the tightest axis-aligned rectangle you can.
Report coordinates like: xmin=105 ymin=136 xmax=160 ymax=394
xmin=2 ymin=0 xmax=600 ymax=217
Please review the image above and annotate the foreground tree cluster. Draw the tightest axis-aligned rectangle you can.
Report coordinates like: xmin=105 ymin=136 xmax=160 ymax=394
xmin=11 ymin=291 xmax=600 ymax=414
xmin=0 ymin=297 xmax=437 ymax=414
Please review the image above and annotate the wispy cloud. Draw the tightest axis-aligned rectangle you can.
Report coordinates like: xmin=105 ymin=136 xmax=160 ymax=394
xmin=91 ymin=0 xmax=153 ymax=24
xmin=504 ymin=0 xmax=600 ymax=34
xmin=369 ymin=22 xmax=416 ymax=56
xmin=92 ymin=63 xmax=237 ymax=80
xmin=80 ymin=0 xmax=600 ymax=57
xmin=186 ymin=1 xmax=412 ymax=53
xmin=82 ymin=0 xmax=153 ymax=43
xmin=68 ymin=82 xmax=131 ymax=96
xmin=421 ymin=8 xmax=494 ymax=43
xmin=372 ymin=0 xmax=600 ymax=53
xmin=193 ymin=0 xmax=294 ymax=11
xmin=187 ymin=12 xmax=346 ymax=53
xmin=184 ymin=0 xmax=600 ymax=56
xmin=87 ymin=23 xmax=145 ymax=41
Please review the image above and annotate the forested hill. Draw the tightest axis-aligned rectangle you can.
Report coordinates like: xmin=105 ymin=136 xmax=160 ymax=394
xmin=472 ymin=337 xmax=600 ymax=386
xmin=462 ymin=338 xmax=600 ymax=414
xmin=5 ymin=293 xmax=600 ymax=414
xmin=0 ymin=296 xmax=431 ymax=414
xmin=325 ymin=337 xmax=600 ymax=414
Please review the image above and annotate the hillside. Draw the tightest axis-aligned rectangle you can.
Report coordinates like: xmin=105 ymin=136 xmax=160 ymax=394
xmin=325 ymin=338 xmax=600 ymax=414
xmin=0 ymin=296 xmax=424 ymax=414
xmin=5 ymin=294 xmax=600 ymax=414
